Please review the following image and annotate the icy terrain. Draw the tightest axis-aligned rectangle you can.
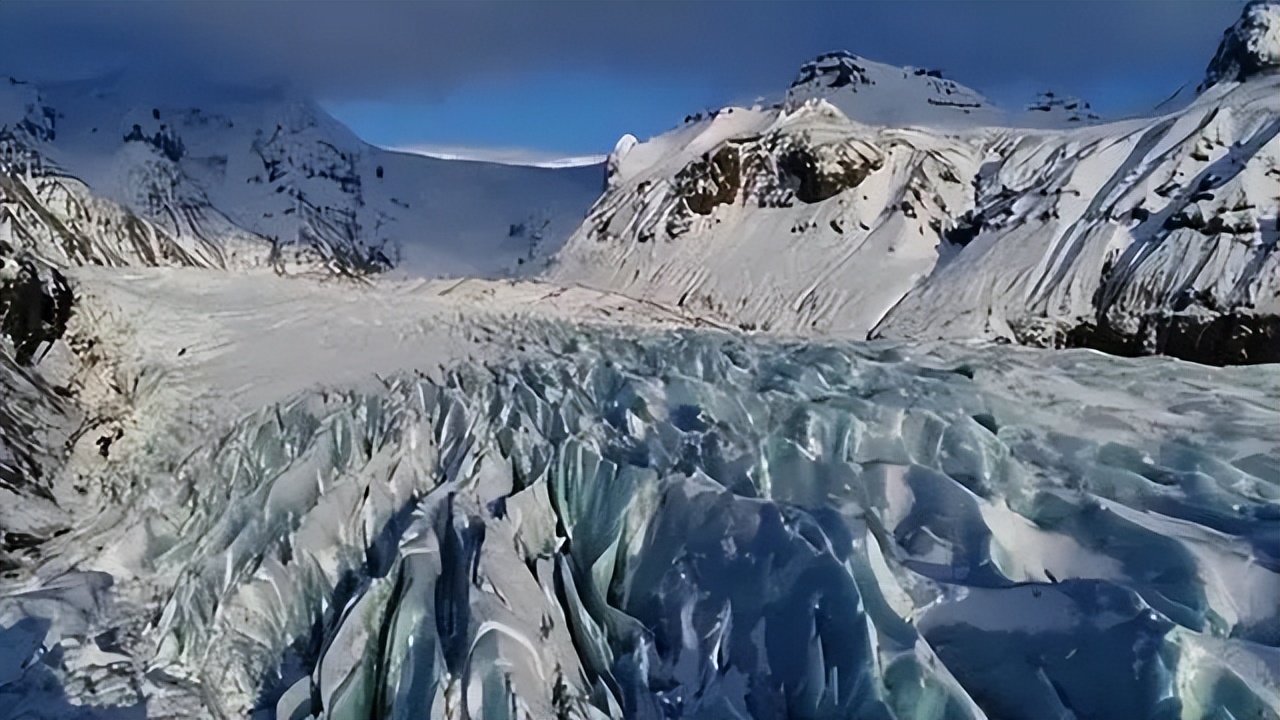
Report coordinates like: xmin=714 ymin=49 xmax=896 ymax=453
xmin=551 ymin=1 xmax=1280 ymax=364
xmin=0 ymin=267 xmax=1277 ymax=719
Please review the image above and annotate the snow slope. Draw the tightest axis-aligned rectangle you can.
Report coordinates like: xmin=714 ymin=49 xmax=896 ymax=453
xmin=550 ymin=2 xmax=1280 ymax=364
xmin=0 ymin=75 xmax=605 ymax=279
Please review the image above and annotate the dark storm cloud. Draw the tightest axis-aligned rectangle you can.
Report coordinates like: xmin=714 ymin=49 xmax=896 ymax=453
xmin=0 ymin=1 xmax=1244 ymax=110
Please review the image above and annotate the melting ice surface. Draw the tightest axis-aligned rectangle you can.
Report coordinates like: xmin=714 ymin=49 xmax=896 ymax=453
xmin=7 ymin=329 xmax=1280 ymax=719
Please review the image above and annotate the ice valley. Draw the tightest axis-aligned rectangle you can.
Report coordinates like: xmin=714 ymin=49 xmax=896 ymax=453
xmin=2 ymin=295 xmax=1278 ymax=718
xmin=2 ymin=2 xmax=1280 ymax=718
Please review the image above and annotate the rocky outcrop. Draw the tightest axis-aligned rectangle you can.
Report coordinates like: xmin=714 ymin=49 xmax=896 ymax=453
xmin=784 ymin=51 xmax=998 ymax=127
xmin=1064 ymin=312 xmax=1280 ymax=365
xmin=588 ymin=101 xmax=889 ymax=248
xmin=0 ymin=233 xmax=79 ymax=573
xmin=667 ymin=124 xmax=884 ymax=219
xmin=791 ymin=51 xmax=874 ymax=90
xmin=1200 ymin=0 xmax=1280 ymax=90
xmin=674 ymin=145 xmax=741 ymax=215
xmin=0 ymin=248 xmax=73 ymax=366
xmin=775 ymin=133 xmax=884 ymax=203
xmin=1024 ymin=92 xmax=1101 ymax=124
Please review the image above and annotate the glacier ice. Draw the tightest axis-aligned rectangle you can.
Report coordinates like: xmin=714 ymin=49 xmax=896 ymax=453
xmin=6 ymin=326 xmax=1276 ymax=719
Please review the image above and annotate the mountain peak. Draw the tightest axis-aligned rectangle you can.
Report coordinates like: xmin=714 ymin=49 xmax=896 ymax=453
xmin=1201 ymin=0 xmax=1280 ymax=91
xmin=789 ymin=51 xmax=873 ymax=91
xmin=784 ymin=50 xmax=998 ymax=127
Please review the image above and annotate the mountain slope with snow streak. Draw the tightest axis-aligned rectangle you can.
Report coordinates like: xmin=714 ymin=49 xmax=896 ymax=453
xmin=551 ymin=1 xmax=1280 ymax=364
xmin=1 ymin=76 xmax=604 ymax=279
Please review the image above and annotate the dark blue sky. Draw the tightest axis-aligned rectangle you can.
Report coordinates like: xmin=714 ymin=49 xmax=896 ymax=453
xmin=0 ymin=1 xmax=1245 ymax=159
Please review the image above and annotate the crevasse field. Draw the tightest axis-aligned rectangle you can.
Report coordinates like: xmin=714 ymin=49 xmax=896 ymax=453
xmin=244 ymin=333 xmax=1280 ymax=720
xmin=7 ymin=313 xmax=1277 ymax=718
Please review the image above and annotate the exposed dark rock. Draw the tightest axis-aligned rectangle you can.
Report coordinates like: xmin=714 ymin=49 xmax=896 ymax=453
xmin=1025 ymin=92 xmax=1101 ymax=122
xmin=927 ymin=98 xmax=983 ymax=109
xmin=776 ymin=145 xmax=881 ymax=204
xmin=95 ymin=428 xmax=122 ymax=459
xmin=675 ymin=146 xmax=741 ymax=215
xmin=2 ymin=531 xmax=47 ymax=553
xmin=944 ymin=211 xmax=985 ymax=247
xmin=1164 ymin=206 xmax=1258 ymax=235
xmin=1062 ymin=313 xmax=1280 ymax=366
xmin=791 ymin=51 xmax=870 ymax=90
xmin=123 ymin=123 xmax=186 ymax=162
xmin=1164 ymin=207 xmax=1208 ymax=232
xmin=0 ymin=252 xmax=74 ymax=366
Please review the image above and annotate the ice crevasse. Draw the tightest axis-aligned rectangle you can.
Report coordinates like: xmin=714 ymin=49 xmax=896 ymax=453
xmin=13 ymin=327 xmax=1272 ymax=720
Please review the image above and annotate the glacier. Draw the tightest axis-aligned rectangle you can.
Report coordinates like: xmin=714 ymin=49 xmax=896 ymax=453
xmin=3 ymin=318 xmax=1277 ymax=719
xmin=2 ymin=3 xmax=1279 ymax=719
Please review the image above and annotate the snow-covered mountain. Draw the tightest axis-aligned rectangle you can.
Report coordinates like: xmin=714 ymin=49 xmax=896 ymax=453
xmin=2 ymin=5 xmax=1279 ymax=720
xmin=551 ymin=1 xmax=1280 ymax=365
xmin=1 ymin=75 xmax=604 ymax=279
xmin=782 ymin=51 xmax=1108 ymax=129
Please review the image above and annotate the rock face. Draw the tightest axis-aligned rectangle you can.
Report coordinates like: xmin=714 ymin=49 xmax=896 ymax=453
xmin=1201 ymin=0 xmax=1280 ymax=89
xmin=551 ymin=3 xmax=1280 ymax=365
xmin=0 ymin=222 xmax=77 ymax=568
xmin=674 ymin=145 xmax=742 ymax=216
xmin=665 ymin=105 xmax=884 ymax=220
xmin=774 ymin=128 xmax=884 ymax=204
xmin=0 ymin=251 xmax=73 ymax=366
xmin=1024 ymin=92 xmax=1101 ymax=124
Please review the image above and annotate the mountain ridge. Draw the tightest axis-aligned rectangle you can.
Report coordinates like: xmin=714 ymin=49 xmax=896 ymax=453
xmin=548 ymin=1 xmax=1280 ymax=364
xmin=1 ymin=74 xmax=605 ymax=281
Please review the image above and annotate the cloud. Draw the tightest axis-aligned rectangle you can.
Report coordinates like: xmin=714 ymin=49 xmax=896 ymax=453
xmin=0 ymin=1 xmax=1247 ymax=153
xmin=392 ymin=144 xmax=605 ymax=168
xmin=0 ymin=1 xmax=1241 ymax=106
